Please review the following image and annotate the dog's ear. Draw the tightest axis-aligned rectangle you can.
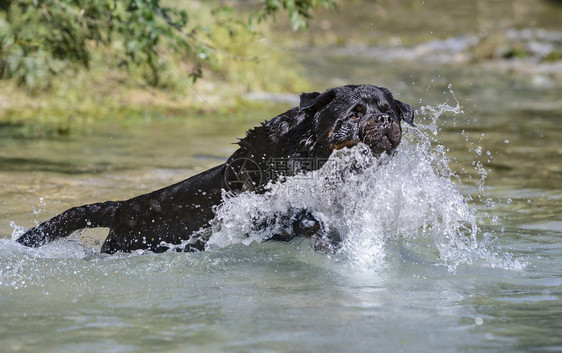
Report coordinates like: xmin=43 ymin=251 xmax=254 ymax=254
xmin=299 ymin=90 xmax=335 ymax=117
xmin=395 ymin=99 xmax=415 ymax=127
xmin=299 ymin=92 xmax=321 ymax=108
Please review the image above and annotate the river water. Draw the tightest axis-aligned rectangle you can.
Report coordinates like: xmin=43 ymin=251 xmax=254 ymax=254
xmin=1 ymin=1 xmax=561 ymax=352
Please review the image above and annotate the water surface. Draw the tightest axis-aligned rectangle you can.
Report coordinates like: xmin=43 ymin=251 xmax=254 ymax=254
xmin=1 ymin=0 xmax=561 ymax=352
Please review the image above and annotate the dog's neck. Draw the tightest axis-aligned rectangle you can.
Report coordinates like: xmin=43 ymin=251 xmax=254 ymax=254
xmin=225 ymin=109 xmax=329 ymax=192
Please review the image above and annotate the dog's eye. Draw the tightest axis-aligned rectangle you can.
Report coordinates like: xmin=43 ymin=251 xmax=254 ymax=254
xmin=353 ymin=104 xmax=366 ymax=114
xmin=379 ymin=103 xmax=389 ymax=112
xmin=350 ymin=104 xmax=365 ymax=120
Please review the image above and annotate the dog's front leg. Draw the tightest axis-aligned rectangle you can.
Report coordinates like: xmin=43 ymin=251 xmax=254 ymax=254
xmin=264 ymin=209 xmax=342 ymax=252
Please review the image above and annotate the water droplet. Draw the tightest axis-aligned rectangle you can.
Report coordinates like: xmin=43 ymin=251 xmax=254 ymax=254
xmin=475 ymin=317 xmax=484 ymax=325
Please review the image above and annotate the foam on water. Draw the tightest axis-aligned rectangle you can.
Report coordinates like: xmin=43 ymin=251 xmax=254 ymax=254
xmin=208 ymin=96 xmax=525 ymax=272
xmin=8 ymin=222 xmax=92 ymax=259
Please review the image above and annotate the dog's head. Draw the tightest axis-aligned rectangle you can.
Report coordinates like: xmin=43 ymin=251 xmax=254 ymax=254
xmin=230 ymin=85 xmax=415 ymax=191
xmin=299 ymin=85 xmax=415 ymax=156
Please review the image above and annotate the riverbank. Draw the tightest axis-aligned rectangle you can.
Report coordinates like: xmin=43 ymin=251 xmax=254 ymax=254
xmin=0 ymin=1 xmax=310 ymax=137
xmin=1 ymin=0 xmax=561 ymax=137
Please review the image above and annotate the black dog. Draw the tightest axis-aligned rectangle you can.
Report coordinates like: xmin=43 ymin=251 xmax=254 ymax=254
xmin=17 ymin=85 xmax=414 ymax=254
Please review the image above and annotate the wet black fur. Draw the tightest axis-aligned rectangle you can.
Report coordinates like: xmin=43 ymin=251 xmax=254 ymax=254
xmin=17 ymin=85 xmax=414 ymax=254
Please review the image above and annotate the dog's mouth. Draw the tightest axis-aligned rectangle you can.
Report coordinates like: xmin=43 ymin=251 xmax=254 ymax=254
xmin=376 ymin=134 xmax=393 ymax=150
xmin=332 ymin=132 xmax=399 ymax=155
xmin=363 ymin=134 xmax=398 ymax=155
xmin=360 ymin=121 xmax=401 ymax=155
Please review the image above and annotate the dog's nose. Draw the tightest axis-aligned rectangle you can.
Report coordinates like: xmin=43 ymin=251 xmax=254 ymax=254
xmin=376 ymin=114 xmax=391 ymax=124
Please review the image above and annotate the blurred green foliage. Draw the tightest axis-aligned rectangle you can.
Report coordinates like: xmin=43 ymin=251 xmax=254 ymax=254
xmin=0 ymin=0 xmax=335 ymax=91
xmin=252 ymin=0 xmax=336 ymax=31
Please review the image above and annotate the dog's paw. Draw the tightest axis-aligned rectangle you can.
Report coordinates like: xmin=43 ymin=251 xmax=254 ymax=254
xmin=16 ymin=228 xmax=48 ymax=248
xmin=311 ymin=227 xmax=343 ymax=254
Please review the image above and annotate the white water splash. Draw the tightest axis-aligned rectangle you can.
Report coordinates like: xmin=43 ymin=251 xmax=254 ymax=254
xmin=9 ymin=222 xmax=94 ymax=260
xmin=208 ymin=98 xmax=525 ymax=272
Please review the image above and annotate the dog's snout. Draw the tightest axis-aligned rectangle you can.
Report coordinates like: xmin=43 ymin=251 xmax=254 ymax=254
xmin=360 ymin=114 xmax=392 ymax=139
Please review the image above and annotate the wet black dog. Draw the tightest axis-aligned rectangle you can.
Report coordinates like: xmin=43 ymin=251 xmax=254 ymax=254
xmin=17 ymin=85 xmax=414 ymax=254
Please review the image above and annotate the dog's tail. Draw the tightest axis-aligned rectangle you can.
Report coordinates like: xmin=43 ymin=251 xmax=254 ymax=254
xmin=16 ymin=201 xmax=120 ymax=248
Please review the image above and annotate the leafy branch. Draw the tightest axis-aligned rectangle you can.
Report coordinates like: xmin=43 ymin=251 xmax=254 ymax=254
xmin=252 ymin=0 xmax=337 ymax=31
xmin=0 ymin=0 xmax=336 ymax=90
